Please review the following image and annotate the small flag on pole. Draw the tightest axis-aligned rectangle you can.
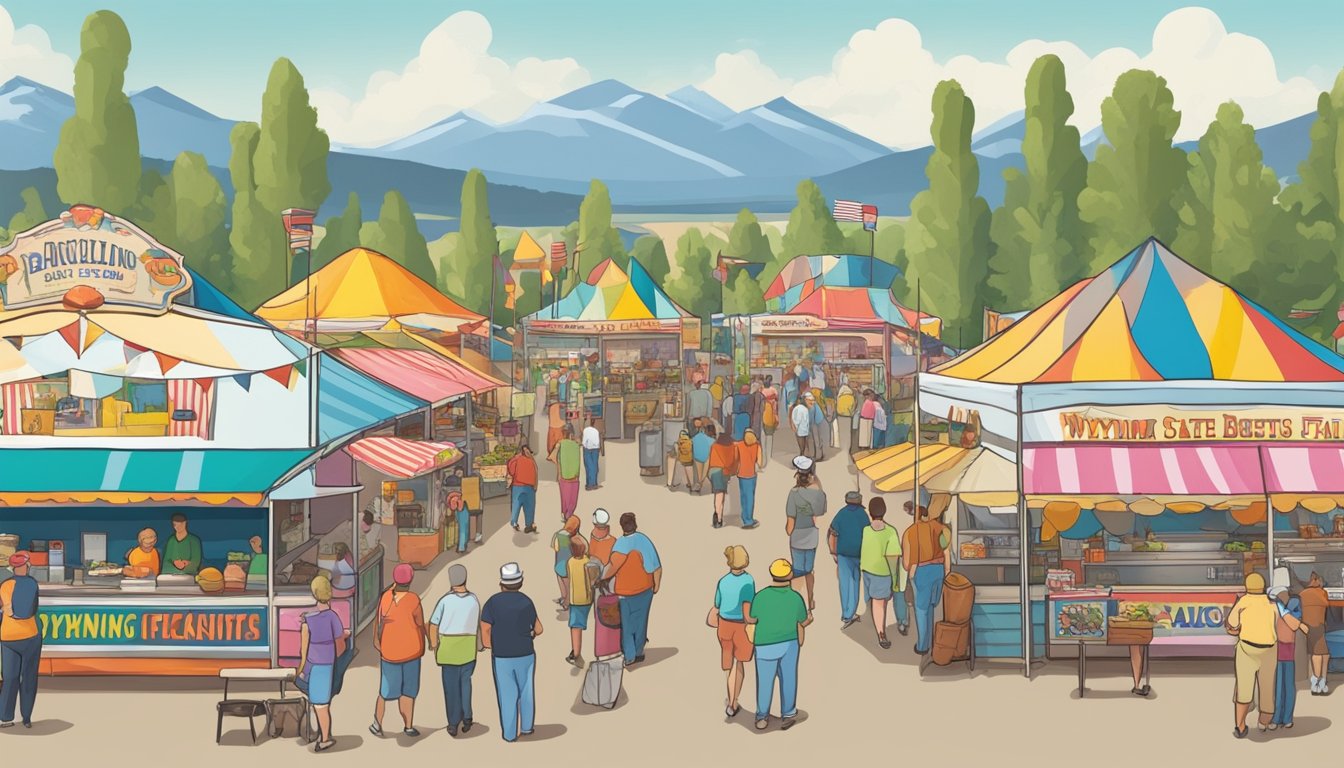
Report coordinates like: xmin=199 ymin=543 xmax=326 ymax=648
xmin=832 ymin=199 xmax=864 ymax=222
xmin=715 ymin=253 xmax=750 ymax=284
xmin=862 ymin=204 xmax=878 ymax=231
xmin=493 ymin=254 xmax=516 ymax=310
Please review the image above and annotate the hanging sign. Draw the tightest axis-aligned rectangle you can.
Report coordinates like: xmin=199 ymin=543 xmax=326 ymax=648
xmin=0 ymin=206 xmax=193 ymax=313
xmin=38 ymin=604 xmax=267 ymax=648
xmin=1027 ymin=404 xmax=1344 ymax=444
xmin=751 ymin=315 xmax=829 ymax=333
xmin=528 ymin=318 xmax=681 ymax=333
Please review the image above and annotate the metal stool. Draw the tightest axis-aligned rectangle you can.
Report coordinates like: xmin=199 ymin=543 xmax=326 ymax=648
xmin=216 ymin=699 xmax=266 ymax=744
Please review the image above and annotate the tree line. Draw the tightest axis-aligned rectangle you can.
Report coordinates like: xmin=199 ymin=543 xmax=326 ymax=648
xmin=7 ymin=11 xmax=1344 ymax=350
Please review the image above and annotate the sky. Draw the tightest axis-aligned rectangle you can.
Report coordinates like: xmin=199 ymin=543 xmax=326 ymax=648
xmin=2 ymin=1 xmax=1342 ymax=148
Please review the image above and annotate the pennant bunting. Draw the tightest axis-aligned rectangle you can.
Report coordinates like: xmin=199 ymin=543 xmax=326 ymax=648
xmin=262 ymin=364 xmax=294 ymax=388
xmin=82 ymin=321 xmax=105 ymax=353
xmin=233 ymin=373 xmax=252 ymax=391
xmin=57 ymin=321 xmax=81 ymax=354
xmin=154 ymin=351 xmax=181 ymax=374
xmin=194 ymin=378 xmax=215 ymax=394
xmin=295 ymin=359 xmax=308 ymax=378
xmin=3 ymin=336 xmax=22 ymax=351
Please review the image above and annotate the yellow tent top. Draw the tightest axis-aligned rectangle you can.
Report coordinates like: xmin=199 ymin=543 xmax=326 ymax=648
xmin=256 ymin=248 xmax=483 ymax=327
xmin=512 ymin=232 xmax=546 ymax=265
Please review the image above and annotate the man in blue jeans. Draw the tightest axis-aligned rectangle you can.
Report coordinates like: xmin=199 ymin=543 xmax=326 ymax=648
xmin=506 ymin=444 xmax=539 ymax=534
xmin=827 ymin=490 xmax=870 ymax=629
xmin=602 ymin=513 xmax=663 ymax=667
xmin=581 ymin=418 xmax=602 ymax=491
xmin=749 ymin=558 xmax=813 ymax=731
xmin=480 ymin=562 xmax=543 ymax=742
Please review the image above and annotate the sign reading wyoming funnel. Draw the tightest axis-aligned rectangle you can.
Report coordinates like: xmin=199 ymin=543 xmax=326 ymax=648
xmin=0 ymin=205 xmax=192 ymax=313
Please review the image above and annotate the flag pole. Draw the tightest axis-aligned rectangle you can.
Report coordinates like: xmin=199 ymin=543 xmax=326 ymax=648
xmin=489 ymin=244 xmax=498 ymax=382
xmin=913 ymin=278 xmax=922 ymax=514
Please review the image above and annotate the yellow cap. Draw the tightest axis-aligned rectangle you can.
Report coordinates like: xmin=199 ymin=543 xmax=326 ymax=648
xmin=769 ymin=559 xmax=793 ymax=580
xmin=1244 ymin=573 xmax=1265 ymax=594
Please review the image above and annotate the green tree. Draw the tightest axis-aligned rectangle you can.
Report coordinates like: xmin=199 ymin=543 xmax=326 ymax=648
xmin=781 ymin=180 xmax=844 ymax=260
xmin=1078 ymin=69 xmax=1188 ymax=272
xmin=3 ymin=187 xmax=48 ymax=244
xmin=1280 ymin=70 xmax=1344 ymax=338
xmin=252 ymin=58 xmax=331 ymax=215
xmin=575 ymin=180 xmax=626 ymax=280
xmin=904 ymin=80 xmax=993 ymax=347
xmin=452 ymin=169 xmax=498 ymax=313
xmin=515 ymin=270 xmax=545 ymax=319
xmin=666 ymin=228 xmax=717 ymax=318
xmin=362 ymin=190 xmax=434 ymax=285
xmin=168 ymin=151 xmax=232 ymax=294
xmin=312 ymin=192 xmax=361 ymax=271
xmin=727 ymin=209 xmax=775 ymax=265
xmin=54 ymin=11 xmax=141 ymax=211
xmin=988 ymin=54 xmax=1088 ymax=310
xmin=725 ymin=269 xmax=766 ymax=314
xmin=228 ymin=122 xmax=286 ymax=309
xmin=130 ymin=170 xmax=175 ymax=244
xmin=630 ymin=235 xmax=671 ymax=286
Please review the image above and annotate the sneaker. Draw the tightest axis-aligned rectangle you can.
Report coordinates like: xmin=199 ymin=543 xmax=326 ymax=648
xmin=755 ymin=718 xmax=769 ymax=731
xmin=369 ymin=723 xmax=383 ymax=737
xmin=780 ymin=717 xmax=797 ymax=731
xmin=573 ymin=656 xmax=585 ymax=668
xmin=474 ymin=533 xmax=483 ymax=544
xmin=841 ymin=617 xmax=860 ymax=629
xmin=511 ymin=524 xmax=521 ymax=532
xmin=897 ymin=624 xmax=909 ymax=636
xmin=634 ymin=654 xmax=646 ymax=663
xmin=404 ymin=727 xmax=421 ymax=737
xmin=1267 ymin=723 xmax=1279 ymax=731
xmin=0 ymin=722 xmax=13 ymax=729
xmin=742 ymin=522 xmax=759 ymax=529
xmin=565 ymin=652 xmax=577 ymax=665
xmin=462 ymin=719 xmax=473 ymax=733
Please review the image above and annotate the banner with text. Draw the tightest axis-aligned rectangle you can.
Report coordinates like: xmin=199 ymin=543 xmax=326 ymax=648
xmin=38 ymin=605 xmax=268 ymax=647
xmin=1026 ymin=404 xmax=1344 ymax=444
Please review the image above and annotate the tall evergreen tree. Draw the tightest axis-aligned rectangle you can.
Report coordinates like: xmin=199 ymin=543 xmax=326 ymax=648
xmin=630 ymin=235 xmax=671 ymax=286
xmin=725 ymin=269 xmax=766 ymax=315
xmin=1078 ymin=69 xmax=1188 ymax=272
xmin=988 ymin=54 xmax=1088 ymax=309
xmin=54 ymin=11 xmax=141 ymax=211
xmin=130 ymin=171 xmax=175 ymax=244
xmin=228 ymin=122 xmax=286 ymax=309
xmin=453 ymin=169 xmax=498 ymax=313
xmin=904 ymin=80 xmax=993 ymax=347
xmin=1 ymin=187 xmax=47 ymax=245
xmin=312 ymin=192 xmax=361 ymax=271
xmin=252 ymin=58 xmax=331 ymax=215
xmin=362 ymin=190 xmax=434 ymax=285
xmin=727 ymin=209 xmax=775 ymax=265
xmin=666 ymin=228 xmax=717 ymax=319
xmin=168 ymin=152 xmax=232 ymax=294
xmin=575 ymin=180 xmax=626 ymax=281
xmin=781 ymin=180 xmax=844 ymax=261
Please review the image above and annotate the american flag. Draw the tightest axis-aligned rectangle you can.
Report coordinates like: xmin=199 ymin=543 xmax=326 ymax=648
xmin=833 ymin=199 xmax=864 ymax=222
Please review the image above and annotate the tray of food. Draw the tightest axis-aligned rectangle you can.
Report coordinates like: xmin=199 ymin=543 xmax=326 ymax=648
xmin=1055 ymin=601 xmax=1107 ymax=640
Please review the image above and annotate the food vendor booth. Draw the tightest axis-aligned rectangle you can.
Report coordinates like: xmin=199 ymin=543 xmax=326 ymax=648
xmin=860 ymin=238 xmax=1344 ymax=676
xmin=0 ymin=209 xmax=429 ymax=675
xmin=518 ymin=258 xmax=698 ymax=439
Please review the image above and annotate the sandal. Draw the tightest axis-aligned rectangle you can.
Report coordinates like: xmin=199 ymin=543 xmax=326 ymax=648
xmin=315 ymin=740 xmax=337 ymax=752
xmin=725 ymin=703 xmax=740 ymax=717
xmin=1130 ymin=687 xmax=1148 ymax=697
xmin=1232 ymin=727 xmax=1248 ymax=739
xmin=878 ymin=635 xmax=891 ymax=649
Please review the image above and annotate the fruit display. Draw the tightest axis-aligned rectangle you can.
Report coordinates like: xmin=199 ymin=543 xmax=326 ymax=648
xmin=1056 ymin=602 xmax=1106 ymax=638
xmin=1119 ymin=603 xmax=1155 ymax=622
xmin=477 ymin=444 xmax=519 ymax=466
xmin=1133 ymin=540 xmax=1165 ymax=552
xmin=1223 ymin=541 xmax=1251 ymax=553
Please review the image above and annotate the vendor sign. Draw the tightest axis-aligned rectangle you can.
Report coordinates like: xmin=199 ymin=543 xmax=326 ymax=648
xmin=529 ymin=318 xmax=681 ymax=333
xmin=38 ymin=605 xmax=267 ymax=647
xmin=1113 ymin=592 xmax=1238 ymax=644
xmin=0 ymin=206 xmax=192 ymax=313
xmin=751 ymin=315 xmax=829 ymax=333
xmin=1027 ymin=404 xmax=1344 ymax=444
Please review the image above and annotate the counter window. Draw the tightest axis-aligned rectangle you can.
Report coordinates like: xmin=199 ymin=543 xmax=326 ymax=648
xmin=2 ymin=376 xmax=211 ymax=438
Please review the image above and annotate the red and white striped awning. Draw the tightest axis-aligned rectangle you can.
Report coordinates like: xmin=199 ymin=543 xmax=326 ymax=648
xmin=347 ymin=437 xmax=463 ymax=479
xmin=1023 ymin=445 xmax=1265 ymax=496
xmin=333 ymin=347 xmax=502 ymax=405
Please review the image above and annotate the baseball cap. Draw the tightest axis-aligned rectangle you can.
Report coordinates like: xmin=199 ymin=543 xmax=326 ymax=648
xmin=448 ymin=564 xmax=468 ymax=587
xmin=791 ymin=455 xmax=814 ymax=473
xmin=7 ymin=550 xmax=29 ymax=568
xmin=769 ymin=559 xmax=793 ymax=581
xmin=593 ymin=508 xmax=610 ymax=526
xmin=393 ymin=563 xmax=414 ymax=586
xmin=500 ymin=562 xmax=524 ymax=585
xmin=803 ymin=391 xmax=815 ymax=400
xmin=845 ymin=491 xmax=863 ymax=504
xmin=1244 ymin=573 xmax=1266 ymax=594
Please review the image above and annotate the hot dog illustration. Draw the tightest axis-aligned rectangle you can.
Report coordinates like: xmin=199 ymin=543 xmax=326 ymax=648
xmin=139 ymin=248 xmax=184 ymax=287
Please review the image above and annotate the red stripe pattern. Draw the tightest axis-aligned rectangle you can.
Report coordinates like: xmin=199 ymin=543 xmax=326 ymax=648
xmin=833 ymin=199 xmax=864 ymax=222
xmin=2 ymin=382 xmax=36 ymax=435
xmin=348 ymin=437 xmax=462 ymax=479
xmin=333 ymin=348 xmax=499 ymax=403
xmin=1023 ymin=445 xmax=1265 ymax=495
xmin=167 ymin=379 xmax=213 ymax=437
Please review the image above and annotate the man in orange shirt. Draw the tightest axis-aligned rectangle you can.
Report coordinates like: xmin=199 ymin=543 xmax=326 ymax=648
xmin=0 ymin=551 xmax=42 ymax=728
xmin=507 ymin=443 xmax=539 ymax=534
xmin=902 ymin=502 xmax=952 ymax=656
xmin=735 ymin=429 xmax=765 ymax=529
xmin=602 ymin=513 xmax=663 ymax=667
xmin=588 ymin=508 xmax=617 ymax=566
xmin=371 ymin=563 xmax=428 ymax=739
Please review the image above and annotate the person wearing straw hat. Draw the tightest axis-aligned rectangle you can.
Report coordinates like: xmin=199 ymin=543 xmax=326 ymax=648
xmin=481 ymin=563 xmax=543 ymax=742
xmin=749 ymin=558 xmax=812 ymax=731
xmin=0 ymin=551 xmax=41 ymax=729
xmin=708 ymin=545 xmax=755 ymax=718
xmin=1226 ymin=572 xmax=1278 ymax=738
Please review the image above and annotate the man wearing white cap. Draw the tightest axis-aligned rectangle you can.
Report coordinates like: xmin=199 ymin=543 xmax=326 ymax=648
xmin=785 ymin=457 xmax=826 ymax=610
xmin=589 ymin=509 xmax=617 ymax=567
xmin=481 ymin=563 xmax=543 ymax=742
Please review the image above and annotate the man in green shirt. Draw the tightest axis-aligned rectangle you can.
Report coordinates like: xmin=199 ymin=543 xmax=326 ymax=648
xmin=749 ymin=558 xmax=812 ymax=731
xmin=246 ymin=535 xmax=268 ymax=579
xmin=549 ymin=424 xmax=582 ymax=520
xmin=429 ymin=564 xmax=482 ymax=737
xmin=859 ymin=497 xmax=907 ymax=649
xmin=161 ymin=512 xmax=203 ymax=575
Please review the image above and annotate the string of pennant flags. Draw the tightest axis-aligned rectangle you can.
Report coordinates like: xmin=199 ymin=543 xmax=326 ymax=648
xmin=5 ymin=318 xmax=306 ymax=390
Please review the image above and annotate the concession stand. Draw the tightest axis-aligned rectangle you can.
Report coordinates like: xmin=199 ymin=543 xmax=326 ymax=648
xmin=518 ymin=258 xmax=698 ymax=439
xmin=860 ymin=238 xmax=1344 ymax=676
xmin=0 ymin=209 xmax=428 ymax=675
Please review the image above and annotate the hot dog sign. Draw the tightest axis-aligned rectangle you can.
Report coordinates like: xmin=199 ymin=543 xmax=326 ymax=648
xmin=0 ymin=205 xmax=193 ymax=313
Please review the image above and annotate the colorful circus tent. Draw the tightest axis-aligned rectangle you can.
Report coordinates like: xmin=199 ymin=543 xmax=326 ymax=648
xmin=857 ymin=237 xmax=1344 ymax=674
xmin=538 ymin=257 xmax=689 ymax=322
xmin=765 ymin=254 xmax=902 ymax=301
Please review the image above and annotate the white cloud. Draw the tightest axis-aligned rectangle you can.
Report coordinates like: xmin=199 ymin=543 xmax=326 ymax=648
xmin=0 ymin=5 xmax=73 ymax=90
xmin=310 ymin=11 xmax=591 ymax=146
xmin=699 ymin=7 xmax=1323 ymax=148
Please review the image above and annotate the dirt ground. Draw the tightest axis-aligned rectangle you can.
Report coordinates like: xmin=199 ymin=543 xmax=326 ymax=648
xmin=2 ymin=420 xmax=1338 ymax=764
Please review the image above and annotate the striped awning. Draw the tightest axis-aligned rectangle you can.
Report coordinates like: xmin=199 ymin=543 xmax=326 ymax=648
xmin=318 ymin=354 xmax=427 ymax=443
xmin=1262 ymin=446 xmax=1344 ymax=493
xmin=347 ymin=437 xmax=464 ymax=479
xmin=0 ymin=448 xmax=313 ymax=506
xmin=333 ymin=347 xmax=503 ymax=405
xmin=1023 ymin=445 xmax=1265 ymax=496
xmin=855 ymin=443 xmax=969 ymax=492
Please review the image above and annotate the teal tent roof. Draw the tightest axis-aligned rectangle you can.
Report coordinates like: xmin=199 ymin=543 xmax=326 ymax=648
xmin=0 ymin=448 xmax=314 ymax=494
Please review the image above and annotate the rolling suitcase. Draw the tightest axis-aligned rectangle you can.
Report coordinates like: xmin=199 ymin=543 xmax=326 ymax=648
xmin=581 ymin=655 xmax=624 ymax=709
xmin=594 ymin=588 xmax=622 ymax=660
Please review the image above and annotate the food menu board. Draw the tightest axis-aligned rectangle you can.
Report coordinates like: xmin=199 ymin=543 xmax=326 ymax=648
xmin=1051 ymin=597 xmax=1110 ymax=642
xmin=1111 ymin=591 xmax=1239 ymax=645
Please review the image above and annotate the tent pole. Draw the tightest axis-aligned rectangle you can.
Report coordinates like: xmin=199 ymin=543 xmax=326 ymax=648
xmin=1017 ymin=383 xmax=1030 ymax=679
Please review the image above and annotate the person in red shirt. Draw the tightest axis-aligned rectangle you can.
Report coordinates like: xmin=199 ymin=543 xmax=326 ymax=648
xmin=371 ymin=564 xmax=428 ymax=739
xmin=507 ymin=443 xmax=539 ymax=534
xmin=708 ymin=430 xmax=737 ymax=529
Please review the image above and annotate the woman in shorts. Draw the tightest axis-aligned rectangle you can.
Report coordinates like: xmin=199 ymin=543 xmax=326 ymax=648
xmin=708 ymin=545 xmax=755 ymax=718
xmin=708 ymin=429 xmax=737 ymax=529
xmin=299 ymin=575 xmax=347 ymax=752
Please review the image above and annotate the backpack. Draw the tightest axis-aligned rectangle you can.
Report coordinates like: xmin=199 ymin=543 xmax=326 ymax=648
xmin=763 ymin=400 xmax=778 ymax=430
xmin=676 ymin=435 xmax=694 ymax=463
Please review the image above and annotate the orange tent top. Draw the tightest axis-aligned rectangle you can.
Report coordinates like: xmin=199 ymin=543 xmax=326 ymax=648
xmin=256 ymin=248 xmax=483 ymax=328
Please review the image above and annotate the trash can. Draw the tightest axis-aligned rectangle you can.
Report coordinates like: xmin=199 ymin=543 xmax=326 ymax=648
xmin=638 ymin=424 xmax=664 ymax=476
